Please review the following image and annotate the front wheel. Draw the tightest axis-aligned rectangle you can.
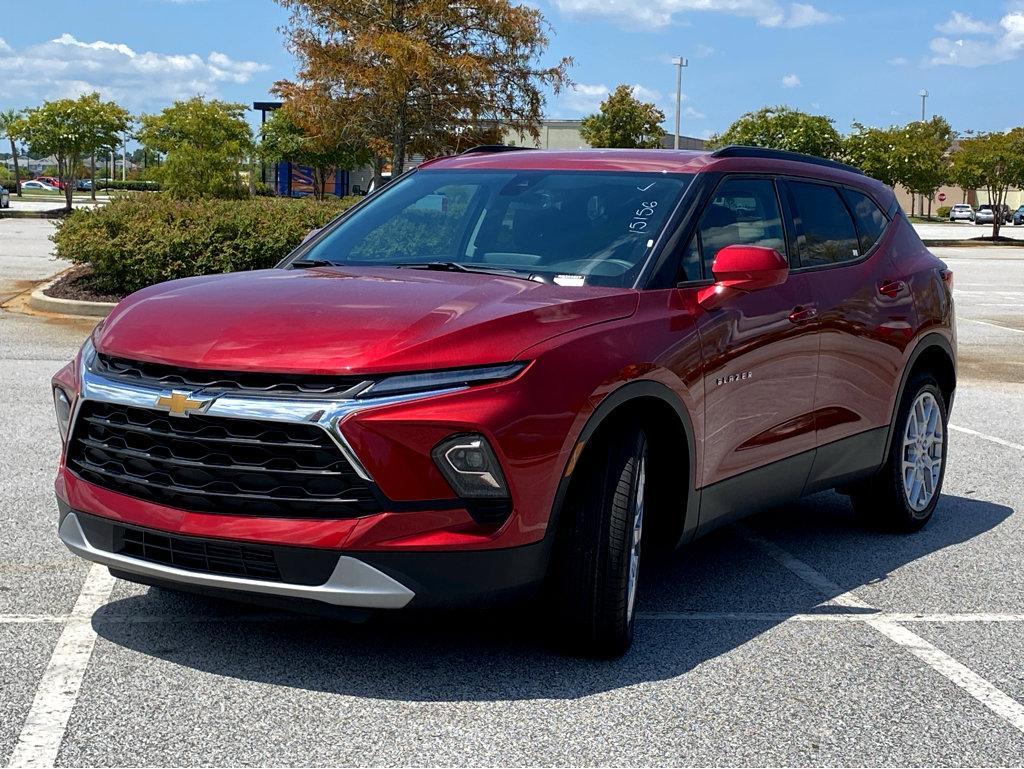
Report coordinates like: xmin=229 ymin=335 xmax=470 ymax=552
xmin=851 ymin=373 xmax=947 ymax=531
xmin=548 ymin=426 xmax=647 ymax=657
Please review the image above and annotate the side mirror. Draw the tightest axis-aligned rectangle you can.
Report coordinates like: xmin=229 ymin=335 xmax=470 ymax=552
xmin=698 ymin=245 xmax=788 ymax=307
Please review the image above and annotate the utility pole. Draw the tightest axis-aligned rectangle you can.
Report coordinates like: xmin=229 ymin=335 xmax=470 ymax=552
xmin=672 ymin=57 xmax=688 ymax=149
xmin=121 ymin=133 xmax=127 ymax=182
xmin=918 ymin=89 xmax=929 ymax=218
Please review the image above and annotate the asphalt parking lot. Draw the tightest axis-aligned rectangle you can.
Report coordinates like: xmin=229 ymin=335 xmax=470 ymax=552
xmin=1 ymin=220 xmax=1023 ymax=766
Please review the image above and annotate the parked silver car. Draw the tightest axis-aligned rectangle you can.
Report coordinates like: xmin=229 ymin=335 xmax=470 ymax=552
xmin=974 ymin=205 xmax=996 ymax=225
xmin=949 ymin=203 xmax=974 ymax=222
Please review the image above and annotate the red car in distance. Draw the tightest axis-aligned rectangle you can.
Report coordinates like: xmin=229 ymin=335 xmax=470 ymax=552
xmin=51 ymin=145 xmax=956 ymax=655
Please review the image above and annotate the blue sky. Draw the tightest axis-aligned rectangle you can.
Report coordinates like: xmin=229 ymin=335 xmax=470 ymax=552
xmin=0 ymin=0 xmax=1021 ymax=139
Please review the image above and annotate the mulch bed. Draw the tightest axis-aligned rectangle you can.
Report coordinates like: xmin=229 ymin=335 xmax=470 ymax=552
xmin=44 ymin=266 xmax=125 ymax=303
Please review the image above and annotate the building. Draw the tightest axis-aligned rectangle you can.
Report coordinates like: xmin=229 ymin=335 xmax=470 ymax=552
xmin=252 ymin=102 xmax=708 ymax=196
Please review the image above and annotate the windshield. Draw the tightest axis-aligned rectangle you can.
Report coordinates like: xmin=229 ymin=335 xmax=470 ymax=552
xmin=297 ymin=169 xmax=693 ymax=287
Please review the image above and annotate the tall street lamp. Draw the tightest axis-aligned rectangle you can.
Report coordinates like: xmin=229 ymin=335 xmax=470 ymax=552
xmin=673 ymin=57 xmax=688 ymax=149
xmin=919 ymin=89 xmax=929 ymax=121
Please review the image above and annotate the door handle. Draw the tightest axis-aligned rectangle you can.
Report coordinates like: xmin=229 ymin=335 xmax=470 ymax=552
xmin=788 ymin=305 xmax=818 ymax=324
xmin=878 ymin=279 xmax=907 ymax=298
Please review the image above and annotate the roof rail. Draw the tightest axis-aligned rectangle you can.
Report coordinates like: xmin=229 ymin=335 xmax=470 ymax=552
xmin=710 ymin=145 xmax=863 ymax=175
xmin=459 ymin=144 xmax=535 ymax=155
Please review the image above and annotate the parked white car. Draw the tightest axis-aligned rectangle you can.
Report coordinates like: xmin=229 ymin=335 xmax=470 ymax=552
xmin=0 ymin=186 xmax=10 ymax=208
xmin=20 ymin=180 xmax=60 ymax=192
xmin=948 ymin=203 xmax=974 ymax=222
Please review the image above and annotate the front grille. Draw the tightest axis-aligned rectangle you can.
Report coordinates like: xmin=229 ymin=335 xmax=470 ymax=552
xmin=116 ymin=524 xmax=282 ymax=581
xmin=93 ymin=353 xmax=370 ymax=398
xmin=68 ymin=401 xmax=382 ymax=518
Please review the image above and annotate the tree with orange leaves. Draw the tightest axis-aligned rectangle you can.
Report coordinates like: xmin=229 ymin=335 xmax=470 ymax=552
xmin=275 ymin=0 xmax=571 ymax=185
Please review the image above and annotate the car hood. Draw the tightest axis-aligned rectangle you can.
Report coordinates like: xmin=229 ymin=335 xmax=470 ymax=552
xmin=95 ymin=267 xmax=639 ymax=375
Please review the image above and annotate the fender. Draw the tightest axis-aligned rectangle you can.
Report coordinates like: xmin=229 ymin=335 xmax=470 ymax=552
xmin=544 ymin=378 xmax=701 ymax=551
xmin=882 ymin=331 xmax=956 ymax=459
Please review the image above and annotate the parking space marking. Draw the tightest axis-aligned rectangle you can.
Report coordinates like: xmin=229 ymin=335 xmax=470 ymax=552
xmin=8 ymin=564 xmax=115 ymax=769
xmin=637 ymin=612 xmax=1024 ymax=623
xmin=736 ymin=525 xmax=1024 ymax=736
xmin=0 ymin=615 xmax=66 ymax=624
xmin=959 ymin=318 xmax=1024 ymax=335
xmin=950 ymin=424 xmax=1024 ymax=452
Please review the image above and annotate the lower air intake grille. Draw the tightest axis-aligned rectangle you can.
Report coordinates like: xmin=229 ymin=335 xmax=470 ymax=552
xmin=116 ymin=525 xmax=283 ymax=582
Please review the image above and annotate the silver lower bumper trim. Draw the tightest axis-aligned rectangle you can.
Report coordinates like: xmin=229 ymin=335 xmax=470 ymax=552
xmin=58 ymin=513 xmax=415 ymax=609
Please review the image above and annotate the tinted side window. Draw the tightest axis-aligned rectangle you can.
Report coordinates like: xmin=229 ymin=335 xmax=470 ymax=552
xmin=789 ymin=181 xmax=860 ymax=267
xmin=843 ymin=188 xmax=887 ymax=254
xmin=698 ymin=178 xmax=786 ymax=277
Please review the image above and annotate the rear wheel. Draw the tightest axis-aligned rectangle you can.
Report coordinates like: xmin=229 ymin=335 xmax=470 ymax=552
xmin=851 ymin=372 xmax=947 ymax=531
xmin=548 ymin=426 xmax=647 ymax=657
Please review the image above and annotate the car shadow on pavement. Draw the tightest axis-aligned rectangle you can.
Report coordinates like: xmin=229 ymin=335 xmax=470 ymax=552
xmin=92 ymin=491 xmax=1012 ymax=702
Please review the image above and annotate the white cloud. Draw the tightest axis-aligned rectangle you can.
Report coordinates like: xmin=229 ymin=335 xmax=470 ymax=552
xmin=935 ymin=11 xmax=997 ymax=35
xmin=694 ymin=43 xmax=716 ymax=58
xmin=0 ymin=38 xmax=12 ymax=54
xmin=553 ymin=0 xmax=838 ymax=29
xmin=563 ymin=82 xmax=609 ymax=113
xmin=0 ymin=33 xmax=269 ymax=109
xmin=683 ymin=105 xmax=705 ymax=119
xmin=887 ymin=56 xmax=909 ymax=65
xmin=782 ymin=73 xmax=801 ymax=87
xmin=928 ymin=11 xmax=1024 ymax=66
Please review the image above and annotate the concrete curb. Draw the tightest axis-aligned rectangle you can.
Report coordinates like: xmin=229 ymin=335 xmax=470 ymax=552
xmin=0 ymin=208 xmax=69 ymax=219
xmin=29 ymin=276 xmax=115 ymax=318
xmin=922 ymin=239 xmax=1024 ymax=248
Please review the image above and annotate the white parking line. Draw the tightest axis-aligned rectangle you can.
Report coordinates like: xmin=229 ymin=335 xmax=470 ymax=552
xmin=637 ymin=612 xmax=1024 ymax=623
xmin=959 ymin=318 xmax=1024 ymax=335
xmin=8 ymin=564 xmax=115 ymax=769
xmin=736 ymin=525 xmax=1024 ymax=736
xmin=0 ymin=615 xmax=66 ymax=624
xmin=950 ymin=424 xmax=1024 ymax=452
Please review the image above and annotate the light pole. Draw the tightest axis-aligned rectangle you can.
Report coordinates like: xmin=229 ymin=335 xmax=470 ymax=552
xmin=918 ymin=89 xmax=929 ymax=217
xmin=673 ymin=57 xmax=688 ymax=149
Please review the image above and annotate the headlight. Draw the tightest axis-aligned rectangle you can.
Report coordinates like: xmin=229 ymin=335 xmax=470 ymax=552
xmin=54 ymin=387 xmax=73 ymax=443
xmin=432 ymin=433 xmax=509 ymax=499
xmin=357 ymin=362 xmax=526 ymax=399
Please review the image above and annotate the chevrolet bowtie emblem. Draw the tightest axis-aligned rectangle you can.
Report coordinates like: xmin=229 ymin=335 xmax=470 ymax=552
xmin=155 ymin=390 xmax=209 ymax=418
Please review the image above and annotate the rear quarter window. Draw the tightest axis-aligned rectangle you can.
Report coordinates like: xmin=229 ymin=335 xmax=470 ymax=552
xmin=842 ymin=189 xmax=888 ymax=254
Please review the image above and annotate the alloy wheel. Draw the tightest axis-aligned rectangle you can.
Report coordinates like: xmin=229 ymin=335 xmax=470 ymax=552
xmin=626 ymin=453 xmax=646 ymax=621
xmin=901 ymin=391 xmax=944 ymax=512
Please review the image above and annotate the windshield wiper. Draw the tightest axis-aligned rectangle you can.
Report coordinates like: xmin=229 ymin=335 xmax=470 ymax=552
xmin=290 ymin=258 xmax=338 ymax=269
xmin=394 ymin=261 xmax=534 ymax=281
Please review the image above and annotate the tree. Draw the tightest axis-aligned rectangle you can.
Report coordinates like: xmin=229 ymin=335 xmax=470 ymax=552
xmin=711 ymin=106 xmax=843 ymax=159
xmin=894 ymin=117 xmax=954 ymax=220
xmin=842 ymin=123 xmax=901 ymax=187
xmin=950 ymin=130 xmax=1024 ymax=238
xmin=260 ymin=101 xmax=370 ymax=200
xmin=138 ymin=97 xmax=253 ymax=199
xmin=579 ymin=85 xmax=665 ymax=149
xmin=0 ymin=109 xmax=24 ymax=197
xmin=14 ymin=94 xmax=131 ymax=210
xmin=275 ymin=0 xmax=571 ymax=186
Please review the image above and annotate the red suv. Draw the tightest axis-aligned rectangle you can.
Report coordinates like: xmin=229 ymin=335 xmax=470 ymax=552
xmin=52 ymin=146 xmax=956 ymax=655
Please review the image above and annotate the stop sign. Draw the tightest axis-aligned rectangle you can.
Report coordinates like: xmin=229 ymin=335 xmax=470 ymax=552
xmin=938 ymin=193 xmax=947 ymax=202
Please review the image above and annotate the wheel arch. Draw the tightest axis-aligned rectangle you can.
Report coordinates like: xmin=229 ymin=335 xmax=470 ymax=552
xmin=546 ymin=380 xmax=700 ymax=556
xmin=883 ymin=332 xmax=956 ymax=458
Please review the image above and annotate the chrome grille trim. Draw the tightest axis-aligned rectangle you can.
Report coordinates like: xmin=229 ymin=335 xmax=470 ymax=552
xmin=75 ymin=345 xmax=464 ymax=485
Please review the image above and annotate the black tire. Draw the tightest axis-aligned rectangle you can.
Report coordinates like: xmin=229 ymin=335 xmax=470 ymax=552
xmin=548 ymin=426 xmax=647 ymax=657
xmin=851 ymin=372 xmax=948 ymax=531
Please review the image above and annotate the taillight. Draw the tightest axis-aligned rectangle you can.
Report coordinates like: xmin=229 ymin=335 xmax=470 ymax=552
xmin=940 ymin=268 xmax=954 ymax=290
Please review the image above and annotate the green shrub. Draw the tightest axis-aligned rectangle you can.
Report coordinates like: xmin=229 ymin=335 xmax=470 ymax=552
xmin=97 ymin=180 xmax=162 ymax=192
xmin=52 ymin=195 xmax=359 ymax=295
xmin=936 ymin=205 xmax=951 ymax=219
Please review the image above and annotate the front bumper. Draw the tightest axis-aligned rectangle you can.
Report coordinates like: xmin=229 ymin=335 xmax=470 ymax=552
xmin=58 ymin=503 xmax=551 ymax=609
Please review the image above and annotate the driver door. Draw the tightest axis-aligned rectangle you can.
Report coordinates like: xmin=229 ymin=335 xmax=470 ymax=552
xmin=687 ymin=177 xmax=821 ymax=527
